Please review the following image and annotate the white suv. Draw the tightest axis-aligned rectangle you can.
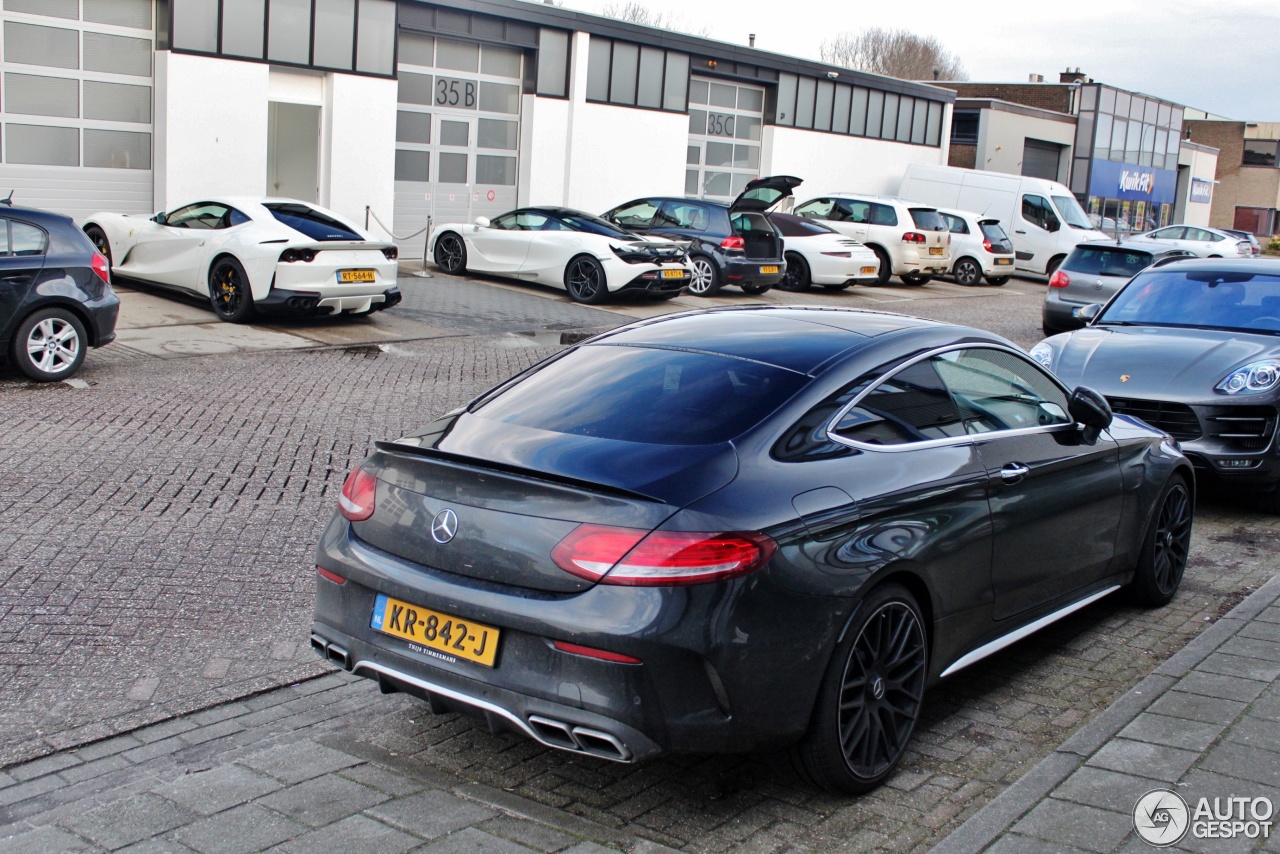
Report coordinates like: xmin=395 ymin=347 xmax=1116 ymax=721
xmin=793 ymin=194 xmax=951 ymax=285
xmin=937 ymin=208 xmax=1017 ymax=286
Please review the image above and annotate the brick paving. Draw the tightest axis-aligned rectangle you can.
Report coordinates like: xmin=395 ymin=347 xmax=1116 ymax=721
xmin=1 ymin=274 xmax=1278 ymax=850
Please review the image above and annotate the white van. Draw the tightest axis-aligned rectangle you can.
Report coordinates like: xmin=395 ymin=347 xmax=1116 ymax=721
xmin=899 ymin=164 xmax=1107 ymax=276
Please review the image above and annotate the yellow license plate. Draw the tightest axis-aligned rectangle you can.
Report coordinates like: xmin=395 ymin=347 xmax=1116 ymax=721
xmin=929 ymin=247 xmax=945 ymax=256
xmin=371 ymin=594 xmax=499 ymax=667
xmin=760 ymin=265 xmax=779 ymax=274
xmin=995 ymin=257 xmax=1013 ymax=265
xmin=861 ymin=266 xmax=877 ymax=275
xmin=339 ymin=269 xmax=376 ymax=283
xmin=662 ymin=269 xmax=685 ymax=279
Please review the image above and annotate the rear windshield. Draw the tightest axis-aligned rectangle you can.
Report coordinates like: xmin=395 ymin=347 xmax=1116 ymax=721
xmin=1065 ymin=247 xmax=1153 ymax=277
xmin=264 ymin=203 xmax=362 ymax=241
xmin=1101 ymin=270 xmax=1280 ymax=333
xmin=979 ymin=222 xmax=1010 ymax=243
xmin=473 ymin=344 xmax=808 ymax=445
xmin=909 ymin=208 xmax=946 ymax=231
xmin=769 ymin=215 xmax=837 ymax=237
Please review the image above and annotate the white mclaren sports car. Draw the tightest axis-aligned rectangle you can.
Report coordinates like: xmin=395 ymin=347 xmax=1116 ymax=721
xmin=767 ymin=212 xmax=880 ymax=292
xmin=427 ymin=207 xmax=691 ymax=303
xmin=83 ymin=198 xmax=401 ymax=323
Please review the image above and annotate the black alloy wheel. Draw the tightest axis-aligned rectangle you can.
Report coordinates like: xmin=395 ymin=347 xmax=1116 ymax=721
xmin=687 ymin=255 xmax=722 ymax=296
xmin=564 ymin=256 xmax=609 ymax=304
xmin=796 ymin=583 xmax=927 ymax=793
xmin=209 ymin=257 xmax=255 ymax=323
xmin=85 ymin=225 xmax=112 ymax=267
xmin=779 ymin=252 xmax=811 ymax=291
xmin=985 ymin=276 xmax=1011 ymax=286
xmin=869 ymin=247 xmax=892 ymax=286
xmin=1128 ymin=476 xmax=1193 ymax=606
xmin=434 ymin=233 xmax=467 ymax=274
xmin=952 ymin=257 xmax=982 ymax=286
xmin=12 ymin=307 xmax=87 ymax=382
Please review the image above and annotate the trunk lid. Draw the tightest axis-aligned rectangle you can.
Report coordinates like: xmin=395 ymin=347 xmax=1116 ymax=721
xmin=730 ymin=175 xmax=804 ymax=213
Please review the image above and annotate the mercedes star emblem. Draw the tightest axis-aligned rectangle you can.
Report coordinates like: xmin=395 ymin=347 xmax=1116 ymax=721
xmin=431 ymin=508 xmax=459 ymax=544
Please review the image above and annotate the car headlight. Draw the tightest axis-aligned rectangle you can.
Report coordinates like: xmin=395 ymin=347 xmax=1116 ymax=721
xmin=1029 ymin=342 xmax=1054 ymax=370
xmin=1216 ymin=360 xmax=1280 ymax=394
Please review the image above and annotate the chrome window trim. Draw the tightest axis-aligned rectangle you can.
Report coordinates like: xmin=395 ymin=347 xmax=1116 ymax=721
xmin=823 ymin=342 xmax=1077 ymax=453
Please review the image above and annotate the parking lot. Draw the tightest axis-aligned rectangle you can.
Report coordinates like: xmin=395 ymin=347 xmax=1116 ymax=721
xmin=3 ymin=269 xmax=1279 ymax=850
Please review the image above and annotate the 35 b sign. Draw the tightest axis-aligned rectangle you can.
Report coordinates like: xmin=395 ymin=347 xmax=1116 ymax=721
xmin=435 ymin=77 xmax=476 ymax=109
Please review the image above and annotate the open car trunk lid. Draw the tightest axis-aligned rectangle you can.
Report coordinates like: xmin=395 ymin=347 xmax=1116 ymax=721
xmin=730 ymin=175 xmax=804 ymax=213
xmin=350 ymin=414 xmax=740 ymax=593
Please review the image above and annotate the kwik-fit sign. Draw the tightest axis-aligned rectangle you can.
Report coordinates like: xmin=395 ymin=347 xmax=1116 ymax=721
xmin=1088 ymin=159 xmax=1176 ymax=205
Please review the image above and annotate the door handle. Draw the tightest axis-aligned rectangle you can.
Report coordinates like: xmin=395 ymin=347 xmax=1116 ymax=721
xmin=0 ymin=273 xmax=32 ymax=284
xmin=1000 ymin=463 xmax=1030 ymax=483
xmin=1014 ymin=230 xmax=1027 ymax=234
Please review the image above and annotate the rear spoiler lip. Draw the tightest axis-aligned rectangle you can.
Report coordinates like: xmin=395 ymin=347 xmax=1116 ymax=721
xmin=373 ymin=440 xmax=662 ymax=503
xmin=261 ymin=239 xmax=395 ymax=251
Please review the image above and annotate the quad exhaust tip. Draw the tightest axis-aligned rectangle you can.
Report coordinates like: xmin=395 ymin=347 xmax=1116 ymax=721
xmin=310 ymin=633 xmax=351 ymax=670
xmin=528 ymin=715 xmax=631 ymax=762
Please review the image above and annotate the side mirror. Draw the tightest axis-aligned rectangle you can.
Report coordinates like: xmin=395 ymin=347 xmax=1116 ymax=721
xmin=474 ymin=216 xmax=490 ymax=228
xmin=152 ymin=211 xmax=168 ymax=224
xmin=1069 ymin=386 xmax=1113 ymax=444
xmin=1047 ymin=219 xmax=1061 ymax=233
xmin=1076 ymin=303 xmax=1104 ymax=324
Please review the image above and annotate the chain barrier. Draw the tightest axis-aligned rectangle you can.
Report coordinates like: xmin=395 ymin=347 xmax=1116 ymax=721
xmin=365 ymin=206 xmax=430 ymax=241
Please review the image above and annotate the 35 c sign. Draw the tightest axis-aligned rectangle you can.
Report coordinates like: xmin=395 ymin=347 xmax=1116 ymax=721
xmin=706 ymin=112 xmax=736 ymax=137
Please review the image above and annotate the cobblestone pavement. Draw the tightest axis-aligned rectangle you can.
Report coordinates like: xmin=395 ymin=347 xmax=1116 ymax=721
xmin=1 ymin=273 xmax=1278 ymax=851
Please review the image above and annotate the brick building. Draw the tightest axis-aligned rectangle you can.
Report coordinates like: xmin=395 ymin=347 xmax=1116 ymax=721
xmin=1185 ymin=120 xmax=1280 ymax=236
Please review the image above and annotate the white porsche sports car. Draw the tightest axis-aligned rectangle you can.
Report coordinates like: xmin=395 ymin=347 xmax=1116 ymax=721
xmin=428 ymin=207 xmax=691 ymax=303
xmin=767 ymin=212 xmax=880 ymax=292
xmin=83 ymin=198 xmax=401 ymax=323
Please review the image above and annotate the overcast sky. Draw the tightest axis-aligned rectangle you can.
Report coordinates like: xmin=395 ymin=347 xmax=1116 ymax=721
xmin=547 ymin=0 xmax=1279 ymax=121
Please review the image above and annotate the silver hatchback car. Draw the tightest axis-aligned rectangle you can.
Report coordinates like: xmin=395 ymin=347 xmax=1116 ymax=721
xmin=1042 ymin=241 xmax=1195 ymax=335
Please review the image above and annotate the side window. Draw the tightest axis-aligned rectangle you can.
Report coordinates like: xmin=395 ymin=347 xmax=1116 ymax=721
xmin=489 ymin=212 xmax=520 ymax=230
xmin=0 ymin=220 xmax=9 ymax=255
xmin=167 ymin=203 xmax=231 ymax=230
xmin=870 ymin=204 xmax=898 ymax=226
xmin=228 ymin=208 xmax=251 ymax=227
xmin=661 ymin=202 xmax=710 ymax=230
xmin=795 ymin=198 xmax=835 ymax=219
xmin=10 ymin=221 xmax=47 ymax=256
xmin=831 ymin=360 xmax=966 ymax=446
xmin=1021 ymin=195 xmax=1060 ymax=231
xmin=942 ymin=214 xmax=968 ymax=234
xmin=513 ymin=212 xmax=550 ymax=230
xmin=541 ymin=218 xmax=573 ymax=231
xmin=846 ymin=201 xmax=872 ymax=224
xmin=933 ymin=348 xmax=1072 ymax=434
xmin=1153 ymin=226 xmax=1184 ymax=240
xmin=606 ymin=200 xmax=659 ymax=228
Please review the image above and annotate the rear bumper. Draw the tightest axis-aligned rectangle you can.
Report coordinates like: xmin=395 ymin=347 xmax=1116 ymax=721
xmin=1042 ymin=289 xmax=1096 ymax=331
xmin=721 ymin=256 xmax=786 ymax=286
xmin=257 ymin=287 xmax=401 ymax=316
xmin=616 ymin=268 xmax=691 ymax=295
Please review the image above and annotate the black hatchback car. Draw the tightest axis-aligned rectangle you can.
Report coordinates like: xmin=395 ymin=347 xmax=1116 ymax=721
xmin=0 ymin=201 xmax=118 ymax=381
xmin=603 ymin=176 xmax=801 ymax=296
xmin=314 ymin=306 xmax=1193 ymax=794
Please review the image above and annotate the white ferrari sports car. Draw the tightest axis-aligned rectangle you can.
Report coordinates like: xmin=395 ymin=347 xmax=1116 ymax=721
xmin=428 ymin=207 xmax=691 ymax=303
xmin=83 ymin=198 xmax=401 ymax=323
xmin=767 ymin=212 xmax=880 ymax=292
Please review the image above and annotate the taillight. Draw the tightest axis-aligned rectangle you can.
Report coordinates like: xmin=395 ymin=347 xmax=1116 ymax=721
xmin=280 ymin=248 xmax=318 ymax=263
xmin=982 ymin=239 xmax=993 ymax=253
xmin=382 ymin=246 xmax=399 ymax=261
xmin=1048 ymin=270 xmax=1070 ymax=288
xmin=551 ymin=641 xmax=642 ymax=664
xmin=91 ymin=252 xmax=110 ymax=285
xmin=720 ymin=236 xmax=745 ymax=251
xmin=901 ymin=232 xmax=926 ymax=244
xmin=552 ymin=525 xmax=776 ymax=586
xmin=338 ymin=467 xmax=377 ymax=521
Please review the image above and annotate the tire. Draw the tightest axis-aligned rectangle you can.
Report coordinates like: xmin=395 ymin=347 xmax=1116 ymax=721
xmin=564 ymin=256 xmax=609 ymax=304
xmin=84 ymin=225 xmax=112 ymax=268
xmin=985 ymin=276 xmax=1011 ymax=286
xmin=793 ymin=583 xmax=928 ymax=794
xmin=822 ymin=284 xmax=853 ymax=291
xmin=779 ymin=252 xmax=812 ymax=292
xmin=687 ymin=255 xmax=722 ymax=296
xmin=1045 ymin=255 xmax=1065 ymax=277
xmin=901 ymin=273 xmax=933 ymax=286
xmin=1126 ymin=475 xmax=1193 ymax=607
xmin=433 ymin=232 xmax=467 ymax=274
xmin=741 ymin=282 xmax=771 ymax=295
xmin=952 ymin=257 xmax=982 ymax=286
xmin=869 ymin=247 xmax=892 ymax=286
xmin=649 ymin=291 xmax=681 ymax=302
xmin=11 ymin=307 xmax=87 ymax=382
xmin=1257 ymin=488 xmax=1280 ymax=515
xmin=208 ymin=256 xmax=256 ymax=323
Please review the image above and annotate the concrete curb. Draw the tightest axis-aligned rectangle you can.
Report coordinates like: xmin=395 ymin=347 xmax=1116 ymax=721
xmin=931 ymin=572 xmax=1280 ymax=854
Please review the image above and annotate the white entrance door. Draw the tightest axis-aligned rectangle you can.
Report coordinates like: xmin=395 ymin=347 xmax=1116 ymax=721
xmin=267 ymin=102 xmax=320 ymax=202
xmin=686 ymin=78 xmax=766 ymax=202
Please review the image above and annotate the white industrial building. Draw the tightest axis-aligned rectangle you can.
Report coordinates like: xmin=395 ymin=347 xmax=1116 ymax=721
xmin=0 ymin=0 xmax=956 ymax=256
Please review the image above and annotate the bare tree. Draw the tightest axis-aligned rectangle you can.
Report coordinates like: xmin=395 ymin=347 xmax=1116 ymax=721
xmin=601 ymin=2 xmax=710 ymax=37
xmin=820 ymin=28 xmax=968 ymax=81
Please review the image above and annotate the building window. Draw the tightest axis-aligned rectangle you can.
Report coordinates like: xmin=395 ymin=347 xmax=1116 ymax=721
xmin=585 ymin=36 xmax=688 ymax=112
xmin=535 ymin=28 xmax=570 ymax=98
xmin=776 ymin=72 xmax=944 ymax=147
xmin=952 ymin=110 xmax=977 ymax=145
xmin=1234 ymin=207 xmax=1278 ymax=236
xmin=1243 ymin=140 xmax=1279 ymax=168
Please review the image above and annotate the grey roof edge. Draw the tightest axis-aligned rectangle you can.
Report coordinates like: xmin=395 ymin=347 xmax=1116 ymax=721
xmin=403 ymin=0 xmax=956 ymax=102
xmin=953 ymin=98 xmax=1076 ymax=123
xmin=1178 ymin=139 xmax=1220 ymax=155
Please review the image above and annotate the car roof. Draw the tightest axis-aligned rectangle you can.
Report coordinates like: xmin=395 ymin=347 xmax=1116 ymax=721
xmin=0 ymin=204 xmax=77 ymax=228
xmin=1135 ymin=257 xmax=1280 ymax=274
xmin=623 ymin=196 xmax=732 ymax=210
xmin=591 ymin=306 xmax=986 ymax=375
xmin=819 ymin=193 xmax=936 ymax=209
